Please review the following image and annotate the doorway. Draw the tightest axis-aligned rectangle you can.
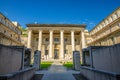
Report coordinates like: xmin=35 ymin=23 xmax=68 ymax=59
xmin=54 ymin=49 xmax=59 ymax=59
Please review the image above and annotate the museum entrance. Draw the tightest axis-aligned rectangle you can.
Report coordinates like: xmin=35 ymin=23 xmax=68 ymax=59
xmin=54 ymin=49 xmax=59 ymax=59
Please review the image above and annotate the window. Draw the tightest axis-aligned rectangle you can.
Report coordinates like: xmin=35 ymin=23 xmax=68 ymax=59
xmin=6 ymin=22 xmax=8 ymax=26
xmin=54 ymin=38 xmax=59 ymax=42
xmin=104 ymin=21 xmax=106 ymax=26
xmin=11 ymin=34 xmax=12 ymax=37
xmin=105 ymin=19 xmax=108 ymax=25
xmin=64 ymin=50 xmax=68 ymax=54
xmin=99 ymin=25 xmax=102 ymax=29
xmin=75 ymin=39 xmax=77 ymax=42
xmin=115 ymin=13 xmax=118 ymax=18
xmin=97 ymin=27 xmax=100 ymax=30
xmin=4 ymin=30 xmax=6 ymax=33
xmin=36 ymin=38 xmax=38 ymax=41
xmin=45 ymin=38 xmax=49 ymax=42
xmin=45 ymin=50 xmax=48 ymax=55
xmin=109 ymin=17 xmax=112 ymax=22
xmin=64 ymin=38 xmax=68 ymax=42
xmin=102 ymin=23 xmax=105 ymax=27
xmin=111 ymin=16 xmax=114 ymax=21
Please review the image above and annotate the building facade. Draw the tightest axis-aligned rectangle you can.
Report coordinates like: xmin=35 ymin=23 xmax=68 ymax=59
xmin=0 ymin=13 xmax=22 ymax=46
xmin=24 ymin=7 xmax=120 ymax=60
xmin=87 ymin=7 xmax=120 ymax=46
xmin=26 ymin=24 xmax=87 ymax=60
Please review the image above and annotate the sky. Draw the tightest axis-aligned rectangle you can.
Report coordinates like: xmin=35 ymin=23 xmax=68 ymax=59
xmin=0 ymin=0 xmax=120 ymax=31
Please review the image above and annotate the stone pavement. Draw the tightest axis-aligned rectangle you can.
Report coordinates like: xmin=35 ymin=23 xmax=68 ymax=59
xmin=35 ymin=61 xmax=80 ymax=80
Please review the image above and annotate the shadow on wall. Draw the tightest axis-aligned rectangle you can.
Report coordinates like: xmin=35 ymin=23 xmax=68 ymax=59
xmin=80 ymin=44 xmax=120 ymax=80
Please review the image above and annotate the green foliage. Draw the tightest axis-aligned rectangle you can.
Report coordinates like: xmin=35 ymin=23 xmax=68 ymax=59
xmin=19 ymin=26 xmax=28 ymax=37
xmin=63 ymin=62 xmax=73 ymax=69
xmin=41 ymin=62 xmax=53 ymax=69
xmin=22 ymin=33 xmax=28 ymax=37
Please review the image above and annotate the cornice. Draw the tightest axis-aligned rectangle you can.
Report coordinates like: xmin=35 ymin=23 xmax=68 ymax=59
xmin=26 ymin=24 xmax=86 ymax=28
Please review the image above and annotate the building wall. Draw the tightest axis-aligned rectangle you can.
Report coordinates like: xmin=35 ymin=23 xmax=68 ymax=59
xmin=81 ymin=44 xmax=120 ymax=80
xmin=92 ymin=44 xmax=120 ymax=73
xmin=0 ymin=44 xmax=22 ymax=75
xmin=87 ymin=8 xmax=120 ymax=46
xmin=0 ymin=13 xmax=22 ymax=46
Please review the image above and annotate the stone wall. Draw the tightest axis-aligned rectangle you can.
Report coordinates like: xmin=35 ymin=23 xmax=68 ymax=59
xmin=73 ymin=51 xmax=80 ymax=70
xmin=81 ymin=44 xmax=120 ymax=80
xmin=92 ymin=44 xmax=120 ymax=73
xmin=80 ymin=66 xmax=120 ymax=80
xmin=34 ymin=50 xmax=41 ymax=70
xmin=0 ymin=67 xmax=35 ymax=80
xmin=0 ymin=44 xmax=23 ymax=75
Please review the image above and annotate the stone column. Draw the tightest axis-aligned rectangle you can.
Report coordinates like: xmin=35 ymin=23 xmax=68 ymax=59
xmin=27 ymin=30 xmax=32 ymax=48
xmin=38 ymin=30 xmax=42 ymax=51
xmin=49 ymin=30 xmax=53 ymax=59
xmin=60 ymin=30 xmax=64 ymax=59
xmin=81 ymin=31 xmax=86 ymax=49
xmin=71 ymin=30 xmax=75 ymax=51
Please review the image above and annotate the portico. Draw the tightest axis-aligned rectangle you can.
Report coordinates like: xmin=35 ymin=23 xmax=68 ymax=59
xmin=27 ymin=24 xmax=86 ymax=60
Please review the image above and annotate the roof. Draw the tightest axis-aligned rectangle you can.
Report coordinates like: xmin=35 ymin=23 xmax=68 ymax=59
xmin=26 ymin=24 xmax=86 ymax=28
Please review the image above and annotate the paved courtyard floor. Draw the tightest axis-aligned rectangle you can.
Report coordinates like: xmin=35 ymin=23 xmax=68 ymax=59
xmin=35 ymin=61 xmax=80 ymax=80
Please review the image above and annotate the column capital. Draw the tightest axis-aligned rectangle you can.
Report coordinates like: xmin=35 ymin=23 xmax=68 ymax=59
xmin=71 ymin=30 xmax=75 ymax=32
xmin=49 ymin=30 xmax=53 ymax=32
xmin=39 ymin=30 xmax=42 ymax=32
xmin=60 ymin=30 xmax=64 ymax=32
xmin=28 ymin=29 xmax=32 ymax=32
xmin=81 ymin=29 xmax=85 ymax=32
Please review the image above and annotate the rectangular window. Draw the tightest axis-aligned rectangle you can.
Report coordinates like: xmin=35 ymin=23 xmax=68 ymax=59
xmin=115 ymin=13 xmax=118 ymax=18
xmin=45 ymin=50 xmax=48 ymax=55
xmin=64 ymin=38 xmax=68 ymax=42
xmin=45 ymin=38 xmax=49 ymax=42
xmin=64 ymin=50 xmax=68 ymax=54
xmin=54 ymin=38 xmax=59 ymax=42
xmin=75 ymin=39 xmax=77 ymax=42
xmin=36 ymin=38 xmax=38 ymax=41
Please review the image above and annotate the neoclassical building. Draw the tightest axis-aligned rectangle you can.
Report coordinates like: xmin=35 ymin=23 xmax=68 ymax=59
xmin=26 ymin=24 xmax=87 ymax=60
xmin=26 ymin=7 xmax=120 ymax=60
xmin=0 ymin=13 xmax=22 ymax=46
